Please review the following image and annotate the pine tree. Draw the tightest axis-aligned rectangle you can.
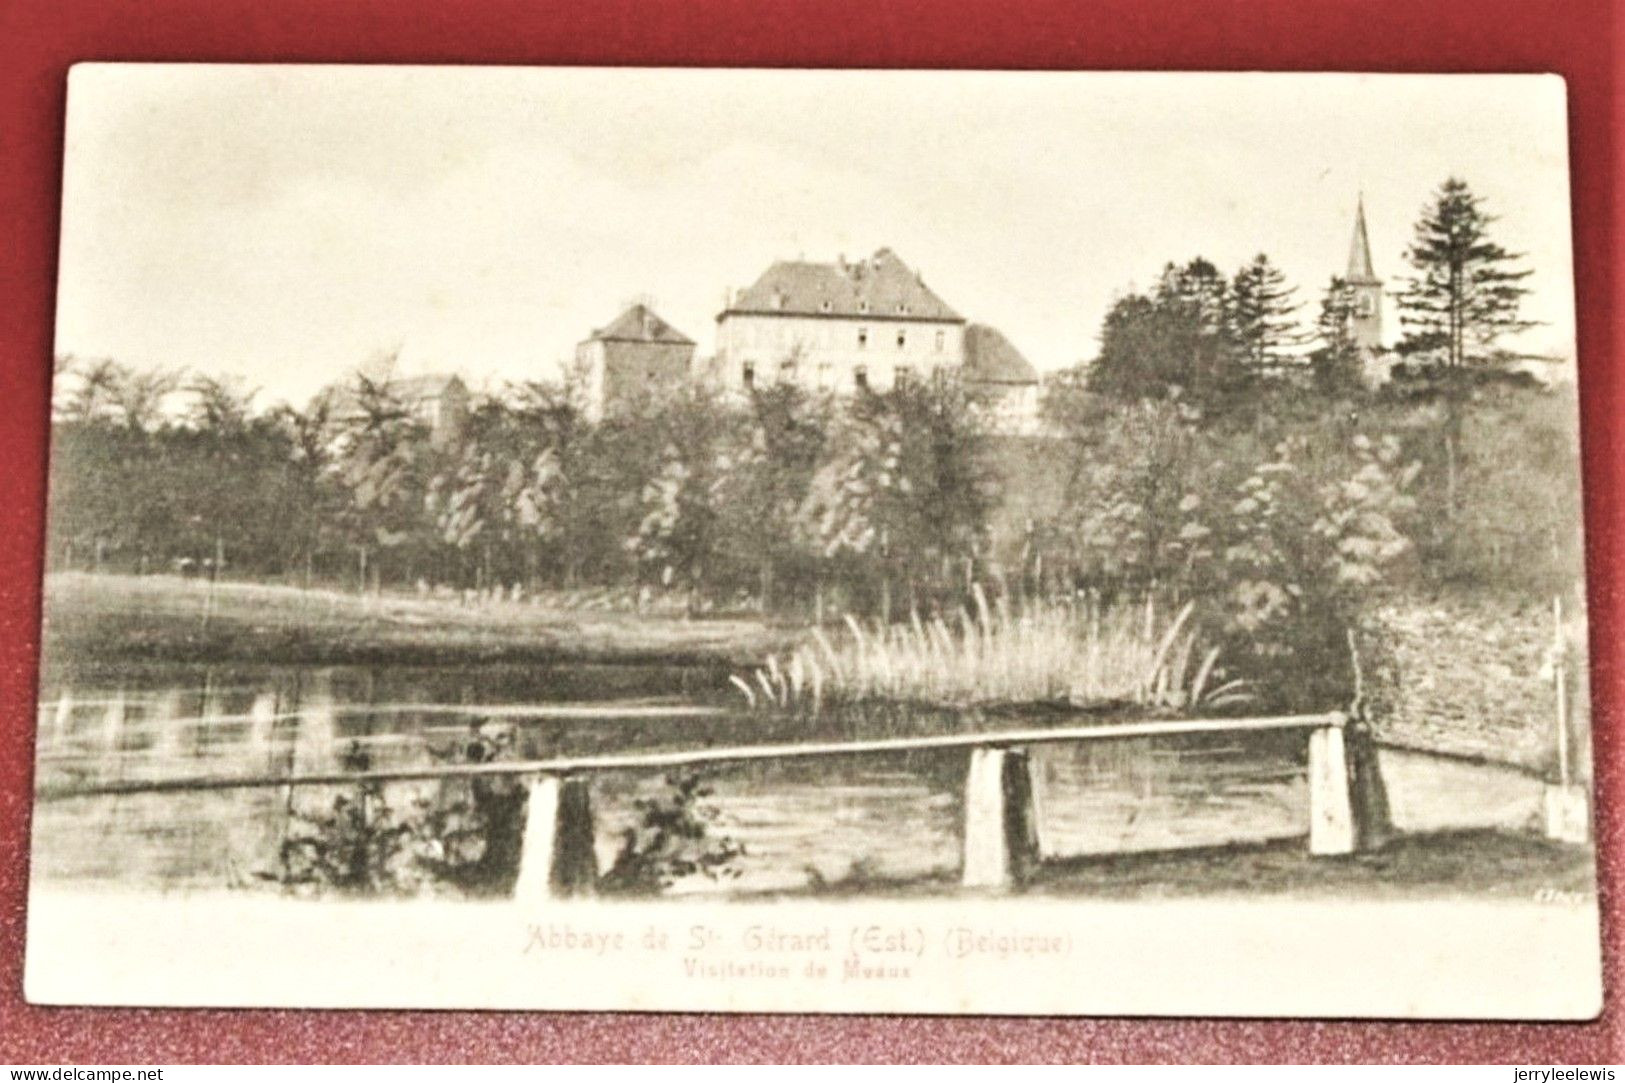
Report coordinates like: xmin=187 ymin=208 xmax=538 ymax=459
xmin=1155 ymin=258 xmax=1249 ymax=402
xmin=1311 ymin=276 xmax=1363 ymax=393
xmin=1155 ymin=257 xmax=1231 ymax=337
xmin=1088 ymin=257 xmax=1250 ymax=408
xmin=1396 ymin=177 xmax=1535 ymax=369
xmin=1089 ymin=292 xmax=1177 ymax=399
xmin=1230 ymin=253 xmax=1304 ymax=372
xmin=1396 ymin=178 xmax=1535 ymax=563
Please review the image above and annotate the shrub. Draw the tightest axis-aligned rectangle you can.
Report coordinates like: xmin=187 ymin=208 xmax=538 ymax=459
xmin=599 ymin=771 xmax=745 ymax=895
xmin=262 ymin=730 xmax=746 ymax=899
xmin=259 ymin=726 xmax=534 ymax=898
xmin=259 ymin=741 xmax=419 ymax=896
xmin=1210 ymin=433 xmax=1418 ymax=707
xmin=410 ymin=723 xmax=530 ymax=896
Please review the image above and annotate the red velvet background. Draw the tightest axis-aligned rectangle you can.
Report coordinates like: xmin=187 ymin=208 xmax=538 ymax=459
xmin=0 ymin=0 xmax=1618 ymax=1063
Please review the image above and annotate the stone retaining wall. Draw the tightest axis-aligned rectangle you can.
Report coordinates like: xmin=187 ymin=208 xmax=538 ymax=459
xmin=1371 ymin=596 xmax=1588 ymax=778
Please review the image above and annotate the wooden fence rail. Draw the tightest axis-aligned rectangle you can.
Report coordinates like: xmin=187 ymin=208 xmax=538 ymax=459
xmin=34 ymin=709 xmax=1366 ymax=898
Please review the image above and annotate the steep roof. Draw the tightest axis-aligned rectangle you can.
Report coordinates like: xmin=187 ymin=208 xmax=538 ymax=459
xmin=390 ymin=373 xmax=468 ymax=399
xmin=315 ymin=373 xmax=465 ymax=416
xmin=586 ymin=304 xmax=694 ymax=345
xmin=963 ymin=324 xmax=1038 ymax=385
xmin=1347 ymin=197 xmax=1379 ymax=283
xmin=723 ymin=248 xmax=964 ymax=323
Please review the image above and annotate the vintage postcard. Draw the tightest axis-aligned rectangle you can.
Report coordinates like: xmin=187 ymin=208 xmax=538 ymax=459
xmin=25 ymin=65 xmax=1600 ymax=1017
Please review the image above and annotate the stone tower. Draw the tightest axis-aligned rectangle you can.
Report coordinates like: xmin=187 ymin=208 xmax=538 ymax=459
xmin=575 ymin=304 xmax=696 ymax=421
xmin=1346 ymin=196 xmax=1384 ymax=352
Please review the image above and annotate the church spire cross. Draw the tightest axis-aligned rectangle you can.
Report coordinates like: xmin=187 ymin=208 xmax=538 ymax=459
xmin=1347 ymin=196 xmax=1378 ymax=283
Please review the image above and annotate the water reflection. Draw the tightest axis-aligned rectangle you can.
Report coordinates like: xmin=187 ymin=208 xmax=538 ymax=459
xmin=31 ymin=662 xmax=1545 ymax=896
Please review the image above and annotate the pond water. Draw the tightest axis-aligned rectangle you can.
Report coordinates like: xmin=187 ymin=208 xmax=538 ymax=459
xmin=29 ymin=661 xmax=1547 ymax=897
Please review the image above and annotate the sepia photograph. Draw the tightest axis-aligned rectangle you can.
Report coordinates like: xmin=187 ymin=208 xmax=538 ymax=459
xmin=23 ymin=65 xmax=1600 ymax=1017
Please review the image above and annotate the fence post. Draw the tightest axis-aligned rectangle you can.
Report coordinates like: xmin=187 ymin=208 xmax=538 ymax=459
xmin=1028 ymin=752 xmax=1052 ymax=861
xmin=100 ymin=692 xmax=125 ymax=753
xmin=1308 ymin=718 xmax=1357 ymax=856
xmin=297 ymin=670 xmax=336 ymax=771
xmin=1346 ymin=720 xmax=1393 ymax=851
xmin=1544 ymin=594 xmax=1591 ymax=844
xmin=51 ymin=691 xmax=73 ymax=748
xmin=248 ymin=691 xmax=277 ymax=753
xmin=153 ymin=689 xmax=185 ymax=760
xmin=963 ymin=747 xmax=1040 ymax=889
xmin=514 ymin=773 xmax=598 ymax=904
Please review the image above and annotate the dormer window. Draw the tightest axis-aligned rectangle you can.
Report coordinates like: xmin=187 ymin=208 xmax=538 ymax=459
xmin=896 ymin=330 xmax=907 ymax=349
xmin=858 ymin=300 xmax=869 ymax=314
xmin=857 ymin=328 xmax=868 ymax=349
xmin=819 ymin=300 xmax=832 ymax=313
xmin=897 ymin=304 xmax=909 ymax=315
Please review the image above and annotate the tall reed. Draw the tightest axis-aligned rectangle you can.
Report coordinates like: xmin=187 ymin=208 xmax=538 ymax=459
xmin=732 ymin=587 xmax=1249 ymax=716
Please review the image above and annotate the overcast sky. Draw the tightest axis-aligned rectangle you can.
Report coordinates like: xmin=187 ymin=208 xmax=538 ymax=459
xmin=54 ymin=66 xmax=1576 ymax=409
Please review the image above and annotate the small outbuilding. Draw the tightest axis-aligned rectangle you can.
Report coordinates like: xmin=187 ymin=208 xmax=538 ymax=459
xmin=963 ymin=323 xmax=1041 ymax=434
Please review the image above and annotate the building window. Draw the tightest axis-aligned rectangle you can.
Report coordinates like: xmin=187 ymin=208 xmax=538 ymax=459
xmin=896 ymin=330 xmax=907 ymax=349
xmin=779 ymin=359 xmax=797 ymax=381
xmin=741 ymin=361 xmax=755 ymax=389
xmin=935 ymin=330 xmax=945 ymax=352
xmin=896 ymin=364 xmax=915 ymax=385
xmin=854 ymin=366 xmax=869 ymax=392
xmin=817 ymin=363 xmax=832 ymax=389
xmin=859 ymin=300 xmax=869 ymax=314
xmin=857 ymin=328 xmax=868 ymax=349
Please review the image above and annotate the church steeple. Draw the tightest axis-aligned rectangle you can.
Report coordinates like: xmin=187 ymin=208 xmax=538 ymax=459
xmin=1345 ymin=196 xmax=1383 ymax=351
xmin=1346 ymin=195 xmax=1379 ymax=283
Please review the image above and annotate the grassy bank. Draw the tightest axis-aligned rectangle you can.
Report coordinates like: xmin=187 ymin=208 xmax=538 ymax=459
xmin=42 ymin=572 xmax=798 ymax=667
xmin=1025 ymin=829 xmax=1595 ymax=901
xmin=760 ymin=829 xmax=1595 ymax=902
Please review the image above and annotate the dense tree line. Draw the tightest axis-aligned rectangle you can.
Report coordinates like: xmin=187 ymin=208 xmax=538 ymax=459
xmin=1087 ymin=179 xmax=1537 ymax=405
xmin=47 ymin=362 xmax=995 ymax=617
xmin=1036 ymin=177 xmax=1574 ymax=707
